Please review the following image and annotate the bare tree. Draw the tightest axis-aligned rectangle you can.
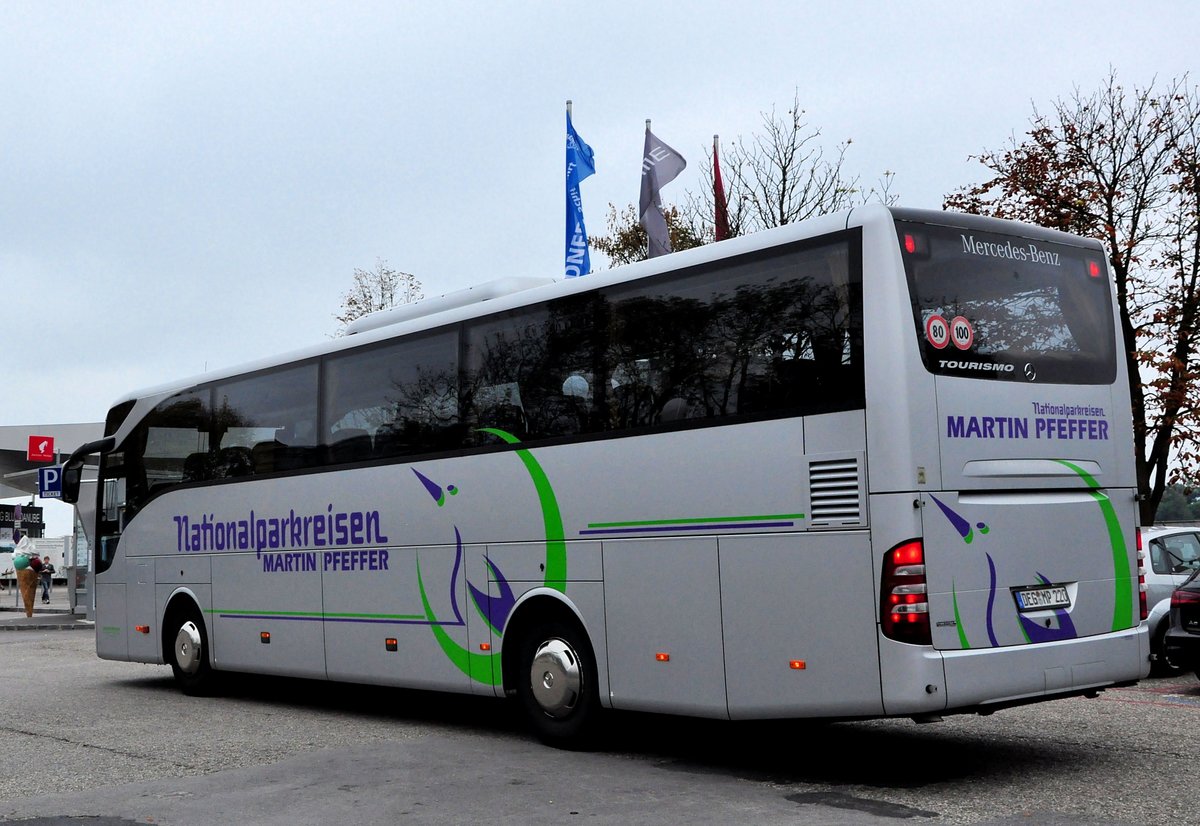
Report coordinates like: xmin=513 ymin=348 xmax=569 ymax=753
xmin=681 ymin=89 xmax=896 ymax=242
xmin=334 ymin=258 xmax=424 ymax=336
xmin=945 ymin=69 xmax=1200 ymax=522
xmin=593 ymin=90 xmax=895 ymax=262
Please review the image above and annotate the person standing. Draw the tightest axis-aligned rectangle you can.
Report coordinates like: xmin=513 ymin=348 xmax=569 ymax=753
xmin=39 ymin=554 xmax=56 ymax=604
xmin=11 ymin=530 xmax=38 ymax=618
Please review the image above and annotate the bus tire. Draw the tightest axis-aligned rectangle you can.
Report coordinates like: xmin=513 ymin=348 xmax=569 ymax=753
xmin=515 ymin=617 xmax=600 ymax=749
xmin=169 ymin=606 xmax=215 ymax=696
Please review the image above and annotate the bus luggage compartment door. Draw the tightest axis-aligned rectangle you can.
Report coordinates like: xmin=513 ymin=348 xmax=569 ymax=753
xmin=920 ymin=489 xmax=1137 ymax=652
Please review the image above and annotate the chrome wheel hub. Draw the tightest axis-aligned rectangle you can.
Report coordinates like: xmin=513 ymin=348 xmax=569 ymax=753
xmin=529 ymin=638 xmax=581 ymax=719
xmin=175 ymin=620 xmax=203 ymax=675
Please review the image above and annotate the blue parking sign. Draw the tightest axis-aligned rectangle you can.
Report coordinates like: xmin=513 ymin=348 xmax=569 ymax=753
xmin=38 ymin=466 xmax=62 ymax=499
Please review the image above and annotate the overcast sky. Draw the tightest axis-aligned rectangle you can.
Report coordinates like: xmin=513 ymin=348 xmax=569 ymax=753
xmin=4 ymin=3 xmax=1195 ymax=432
xmin=5 ymin=1 xmax=1199 ymax=534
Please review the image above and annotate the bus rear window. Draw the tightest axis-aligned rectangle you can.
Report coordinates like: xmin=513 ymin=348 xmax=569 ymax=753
xmin=896 ymin=220 xmax=1116 ymax=385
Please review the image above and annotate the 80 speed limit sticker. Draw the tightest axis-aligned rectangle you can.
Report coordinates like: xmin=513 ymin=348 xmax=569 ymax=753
xmin=925 ymin=314 xmax=950 ymax=349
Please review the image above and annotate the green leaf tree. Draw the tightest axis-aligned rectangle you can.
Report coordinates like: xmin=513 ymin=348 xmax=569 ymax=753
xmin=1155 ymin=484 xmax=1195 ymax=522
xmin=591 ymin=203 xmax=703 ymax=267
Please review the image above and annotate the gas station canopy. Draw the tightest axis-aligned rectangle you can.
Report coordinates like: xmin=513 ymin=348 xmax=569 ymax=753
xmin=0 ymin=423 xmax=104 ymax=499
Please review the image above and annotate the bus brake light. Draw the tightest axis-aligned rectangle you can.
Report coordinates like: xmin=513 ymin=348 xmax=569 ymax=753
xmin=881 ymin=540 xmax=931 ymax=645
xmin=903 ymin=232 xmax=929 ymax=256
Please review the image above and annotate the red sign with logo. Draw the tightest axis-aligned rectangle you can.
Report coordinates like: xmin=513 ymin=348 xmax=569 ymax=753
xmin=27 ymin=435 xmax=55 ymax=462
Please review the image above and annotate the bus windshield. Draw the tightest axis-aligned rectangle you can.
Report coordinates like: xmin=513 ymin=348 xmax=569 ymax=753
xmin=897 ymin=219 xmax=1117 ymax=385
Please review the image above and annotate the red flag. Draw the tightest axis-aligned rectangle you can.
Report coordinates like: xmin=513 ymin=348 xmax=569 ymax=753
xmin=713 ymin=135 xmax=730 ymax=241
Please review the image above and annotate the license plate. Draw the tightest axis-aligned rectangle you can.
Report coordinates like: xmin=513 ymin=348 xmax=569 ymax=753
xmin=1014 ymin=585 xmax=1070 ymax=611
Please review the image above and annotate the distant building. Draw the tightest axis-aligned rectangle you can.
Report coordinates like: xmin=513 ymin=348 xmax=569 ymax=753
xmin=1 ymin=424 xmax=102 ymax=611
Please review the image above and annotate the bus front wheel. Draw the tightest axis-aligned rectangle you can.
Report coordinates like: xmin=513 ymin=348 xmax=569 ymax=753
xmin=169 ymin=607 xmax=215 ymax=696
xmin=515 ymin=617 xmax=600 ymax=748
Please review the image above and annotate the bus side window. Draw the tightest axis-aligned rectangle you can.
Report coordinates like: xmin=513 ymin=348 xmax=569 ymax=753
xmin=214 ymin=446 xmax=254 ymax=478
xmin=328 ymin=428 xmax=374 ymax=464
xmin=183 ymin=452 xmax=213 ymax=482
xmin=479 ymin=402 xmax=527 ymax=439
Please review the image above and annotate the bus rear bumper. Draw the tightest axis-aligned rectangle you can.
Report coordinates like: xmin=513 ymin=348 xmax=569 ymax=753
xmin=943 ymin=626 xmax=1149 ymax=711
xmin=881 ymin=625 xmax=1149 ymax=717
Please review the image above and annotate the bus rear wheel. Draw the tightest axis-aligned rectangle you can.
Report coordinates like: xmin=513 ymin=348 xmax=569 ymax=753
xmin=169 ymin=607 xmax=215 ymax=696
xmin=515 ymin=618 xmax=600 ymax=748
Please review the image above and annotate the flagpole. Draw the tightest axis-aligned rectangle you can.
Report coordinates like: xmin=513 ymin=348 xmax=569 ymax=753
xmin=567 ymin=99 xmax=572 ymax=118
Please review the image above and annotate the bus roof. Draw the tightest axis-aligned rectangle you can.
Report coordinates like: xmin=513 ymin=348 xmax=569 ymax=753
xmin=106 ymin=204 xmax=1101 ymax=413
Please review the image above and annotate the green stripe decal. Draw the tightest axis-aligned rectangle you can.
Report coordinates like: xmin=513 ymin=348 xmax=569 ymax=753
xmin=416 ymin=555 xmax=500 ymax=686
xmin=480 ymin=428 xmax=567 ymax=593
xmin=951 ymin=584 xmax=970 ymax=649
xmin=1054 ymin=459 xmax=1134 ymax=631
xmin=587 ymin=513 xmax=805 ymax=528
xmin=208 ymin=609 xmax=426 ymax=620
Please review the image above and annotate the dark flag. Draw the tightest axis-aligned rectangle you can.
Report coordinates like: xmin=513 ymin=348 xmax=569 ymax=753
xmin=713 ymin=135 xmax=730 ymax=241
xmin=639 ymin=122 xmax=687 ymax=258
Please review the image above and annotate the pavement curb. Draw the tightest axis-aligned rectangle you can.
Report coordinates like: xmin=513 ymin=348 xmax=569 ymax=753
xmin=0 ymin=621 xmax=93 ymax=632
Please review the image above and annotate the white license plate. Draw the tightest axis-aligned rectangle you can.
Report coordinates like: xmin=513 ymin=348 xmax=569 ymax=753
xmin=1014 ymin=586 xmax=1070 ymax=611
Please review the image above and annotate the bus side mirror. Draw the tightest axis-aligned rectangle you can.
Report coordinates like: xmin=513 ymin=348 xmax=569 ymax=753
xmin=60 ymin=437 xmax=116 ymax=505
xmin=61 ymin=461 xmax=83 ymax=505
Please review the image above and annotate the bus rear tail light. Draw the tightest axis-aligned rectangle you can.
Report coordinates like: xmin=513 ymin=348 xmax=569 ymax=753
xmin=1137 ymin=529 xmax=1148 ymax=621
xmin=881 ymin=539 xmax=931 ymax=645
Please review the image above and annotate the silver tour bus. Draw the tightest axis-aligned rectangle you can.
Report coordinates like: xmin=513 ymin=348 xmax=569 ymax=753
xmin=62 ymin=205 xmax=1149 ymax=747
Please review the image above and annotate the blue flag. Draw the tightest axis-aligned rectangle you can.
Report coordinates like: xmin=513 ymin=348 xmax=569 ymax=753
xmin=565 ymin=110 xmax=596 ymax=278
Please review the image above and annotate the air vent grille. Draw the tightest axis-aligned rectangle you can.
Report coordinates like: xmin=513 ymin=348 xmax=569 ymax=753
xmin=809 ymin=457 xmax=862 ymax=526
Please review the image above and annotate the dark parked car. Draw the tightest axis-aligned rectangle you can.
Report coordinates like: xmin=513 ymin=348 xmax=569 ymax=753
xmin=1163 ymin=567 xmax=1200 ymax=680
